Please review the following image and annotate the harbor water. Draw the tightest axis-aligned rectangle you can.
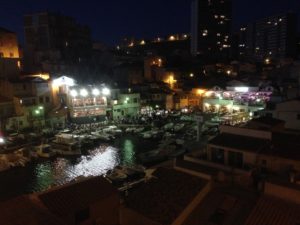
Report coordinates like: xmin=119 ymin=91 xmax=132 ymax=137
xmin=0 ymin=135 xmax=158 ymax=201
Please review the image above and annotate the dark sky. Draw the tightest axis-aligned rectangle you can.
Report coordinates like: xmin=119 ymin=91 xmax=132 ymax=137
xmin=0 ymin=0 xmax=299 ymax=46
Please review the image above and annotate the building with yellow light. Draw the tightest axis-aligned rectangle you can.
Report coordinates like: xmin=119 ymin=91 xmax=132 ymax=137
xmin=0 ymin=27 xmax=21 ymax=79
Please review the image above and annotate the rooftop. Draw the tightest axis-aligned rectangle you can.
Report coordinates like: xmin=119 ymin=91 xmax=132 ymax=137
xmin=209 ymin=131 xmax=300 ymax=161
xmin=38 ymin=176 xmax=118 ymax=217
xmin=250 ymin=117 xmax=285 ymax=126
xmin=244 ymin=196 xmax=300 ymax=225
xmin=209 ymin=133 xmax=268 ymax=153
xmin=0 ymin=196 xmax=66 ymax=225
xmin=125 ymin=168 xmax=208 ymax=225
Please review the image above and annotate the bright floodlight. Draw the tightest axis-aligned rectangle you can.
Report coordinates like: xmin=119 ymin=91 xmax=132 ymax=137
xmin=80 ymin=89 xmax=88 ymax=97
xmin=70 ymin=90 xmax=78 ymax=97
xmin=102 ymin=88 xmax=110 ymax=96
xmin=92 ymin=88 xmax=100 ymax=96
xmin=0 ymin=137 xmax=4 ymax=144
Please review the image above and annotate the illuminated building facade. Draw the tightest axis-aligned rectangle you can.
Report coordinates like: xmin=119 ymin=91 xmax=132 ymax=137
xmin=202 ymin=86 xmax=272 ymax=116
xmin=112 ymin=93 xmax=140 ymax=120
xmin=191 ymin=0 xmax=232 ymax=59
xmin=0 ymin=27 xmax=21 ymax=79
xmin=68 ymin=86 xmax=109 ymax=123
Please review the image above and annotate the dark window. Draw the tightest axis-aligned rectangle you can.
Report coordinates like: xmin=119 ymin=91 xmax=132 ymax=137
xmin=39 ymin=97 xmax=44 ymax=103
xmin=45 ymin=96 xmax=50 ymax=103
xmin=133 ymin=98 xmax=138 ymax=103
xmin=74 ymin=208 xmax=90 ymax=224
xmin=211 ymin=148 xmax=225 ymax=164
xmin=266 ymin=113 xmax=273 ymax=118
xmin=297 ymin=114 xmax=300 ymax=120
xmin=228 ymin=151 xmax=243 ymax=169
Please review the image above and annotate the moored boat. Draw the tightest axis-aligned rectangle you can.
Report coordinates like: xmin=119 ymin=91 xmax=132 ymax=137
xmin=36 ymin=144 xmax=56 ymax=158
xmin=51 ymin=134 xmax=81 ymax=156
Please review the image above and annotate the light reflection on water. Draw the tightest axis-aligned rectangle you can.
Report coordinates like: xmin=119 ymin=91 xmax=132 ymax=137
xmin=0 ymin=135 xmax=157 ymax=199
xmin=122 ymin=139 xmax=136 ymax=166
xmin=31 ymin=145 xmax=120 ymax=192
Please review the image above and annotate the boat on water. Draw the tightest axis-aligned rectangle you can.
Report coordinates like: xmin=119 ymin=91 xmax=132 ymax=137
xmin=174 ymin=123 xmax=185 ymax=132
xmin=36 ymin=144 xmax=56 ymax=158
xmin=91 ymin=131 xmax=113 ymax=142
xmin=106 ymin=165 xmax=146 ymax=185
xmin=51 ymin=134 xmax=81 ymax=156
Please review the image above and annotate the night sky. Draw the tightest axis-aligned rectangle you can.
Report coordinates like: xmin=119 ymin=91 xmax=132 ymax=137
xmin=0 ymin=0 xmax=299 ymax=46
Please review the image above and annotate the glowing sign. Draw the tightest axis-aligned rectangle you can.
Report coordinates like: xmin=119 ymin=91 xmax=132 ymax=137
xmin=235 ymin=87 xmax=249 ymax=92
xmin=52 ymin=76 xmax=75 ymax=87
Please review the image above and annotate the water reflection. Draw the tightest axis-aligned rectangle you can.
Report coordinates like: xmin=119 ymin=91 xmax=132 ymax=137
xmin=34 ymin=163 xmax=54 ymax=191
xmin=0 ymin=135 xmax=157 ymax=199
xmin=122 ymin=139 xmax=136 ymax=166
xmin=32 ymin=145 xmax=120 ymax=192
xmin=67 ymin=146 xmax=119 ymax=179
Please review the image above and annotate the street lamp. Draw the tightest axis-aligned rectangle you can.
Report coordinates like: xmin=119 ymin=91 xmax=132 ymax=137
xmin=102 ymin=88 xmax=110 ymax=96
xmin=80 ymin=89 xmax=88 ymax=97
xmin=92 ymin=88 xmax=100 ymax=96
xmin=70 ymin=90 xmax=78 ymax=97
